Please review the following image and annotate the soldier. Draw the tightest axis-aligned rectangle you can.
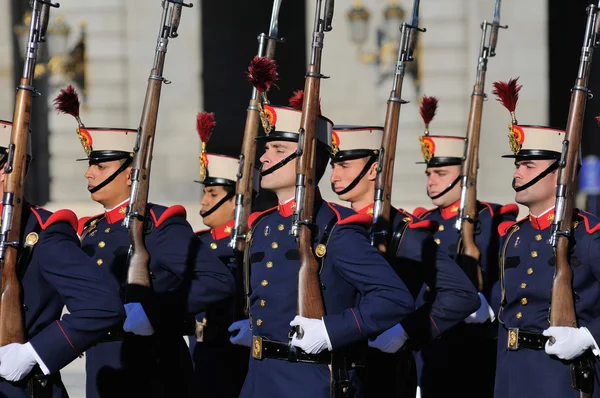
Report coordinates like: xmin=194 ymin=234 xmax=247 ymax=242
xmin=329 ymin=125 xmax=481 ymax=397
xmin=0 ymin=120 xmax=125 ymax=397
xmin=237 ymin=104 xmax=415 ymax=397
xmin=413 ymin=134 xmax=519 ymax=397
xmin=494 ymin=114 xmax=600 ymax=397
xmin=190 ymin=148 xmax=258 ymax=397
xmin=71 ymin=126 xmax=235 ymax=398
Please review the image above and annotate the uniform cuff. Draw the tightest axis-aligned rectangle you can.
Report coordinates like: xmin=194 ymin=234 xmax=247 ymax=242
xmin=25 ymin=342 xmax=50 ymax=375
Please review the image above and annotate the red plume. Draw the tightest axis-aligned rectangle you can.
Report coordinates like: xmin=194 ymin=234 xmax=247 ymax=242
xmin=53 ymin=85 xmax=81 ymax=120
xmin=196 ymin=112 xmax=216 ymax=143
xmin=419 ymin=95 xmax=439 ymax=127
xmin=596 ymin=115 xmax=600 ymax=125
xmin=492 ymin=77 xmax=522 ymax=113
xmin=246 ymin=56 xmax=279 ymax=93
xmin=288 ymin=90 xmax=322 ymax=115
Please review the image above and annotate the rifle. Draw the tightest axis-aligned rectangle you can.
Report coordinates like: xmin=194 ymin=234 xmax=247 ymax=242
xmin=230 ymin=0 xmax=284 ymax=317
xmin=290 ymin=0 xmax=335 ymax=327
xmin=548 ymin=2 xmax=600 ymax=396
xmin=123 ymin=0 xmax=192 ymax=302
xmin=454 ymin=0 xmax=507 ymax=291
xmin=0 ymin=0 xmax=59 ymax=346
xmin=371 ymin=0 xmax=425 ymax=253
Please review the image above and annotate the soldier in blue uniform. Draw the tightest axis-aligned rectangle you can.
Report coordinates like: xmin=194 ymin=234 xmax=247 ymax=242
xmin=65 ymin=124 xmax=235 ymax=398
xmin=329 ymin=125 xmax=480 ymax=397
xmin=412 ymin=133 xmax=519 ymax=397
xmin=0 ymin=120 xmax=125 ymax=398
xmin=237 ymin=105 xmax=415 ymax=397
xmin=494 ymin=105 xmax=600 ymax=397
xmin=190 ymin=148 xmax=259 ymax=397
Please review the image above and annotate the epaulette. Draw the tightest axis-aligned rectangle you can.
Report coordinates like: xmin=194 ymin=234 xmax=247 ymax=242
xmin=30 ymin=206 xmax=78 ymax=232
xmin=149 ymin=205 xmax=187 ymax=228
xmin=576 ymin=210 xmax=600 ymax=234
xmin=413 ymin=206 xmax=435 ymax=219
xmin=326 ymin=202 xmax=371 ymax=226
xmin=396 ymin=208 xmax=439 ymax=232
xmin=248 ymin=206 xmax=277 ymax=229
xmin=498 ymin=203 xmax=520 ymax=217
xmin=498 ymin=216 xmax=527 ymax=237
xmin=77 ymin=214 xmax=103 ymax=236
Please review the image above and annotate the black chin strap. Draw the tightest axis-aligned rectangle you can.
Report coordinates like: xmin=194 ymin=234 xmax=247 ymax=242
xmin=428 ymin=175 xmax=461 ymax=200
xmin=89 ymin=157 xmax=133 ymax=194
xmin=260 ymin=152 xmax=298 ymax=177
xmin=513 ymin=161 xmax=559 ymax=192
xmin=331 ymin=155 xmax=378 ymax=196
xmin=200 ymin=191 xmax=235 ymax=218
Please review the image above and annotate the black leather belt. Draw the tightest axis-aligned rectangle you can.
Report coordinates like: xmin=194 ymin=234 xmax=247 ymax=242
xmin=506 ymin=327 xmax=548 ymax=350
xmin=252 ymin=336 xmax=331 ymax=364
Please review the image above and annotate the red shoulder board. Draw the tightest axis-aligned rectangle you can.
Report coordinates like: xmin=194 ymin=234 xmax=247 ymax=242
xmin=413 ymin=207 xmax=434 ymax=219
xmin=498 ymin=216 xmax=527 ymax=237
xmin=248 ymin=206 xmax=277 ymax=229
xmin=577 ymin=210 xmax=600 ymax=234
xmin=479 ymin=202 xmax=494 ymax=216
xmin=195 ymin=228 xmax=210 ymax=235
xmin=498 ymin=203 xmax=519 ymax=217
xmin=150 ymin=205 xmax=187 ymax=228
xmin=326 ymin=203 xmax=371 ymax=226
xmin=30 ymin=207 xmax=78 ymax=231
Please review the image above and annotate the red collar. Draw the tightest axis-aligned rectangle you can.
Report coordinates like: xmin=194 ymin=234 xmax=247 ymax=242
xmin=528 ymin=208 xmax=555 ymax=230
xmin=440 ymin=200 xmax=460 ymax=220
xmin=211 ymin=220 xmax=235 ymax=240
xmin=105 ymin=201 xmax=129 ymax=224
xmin=357 ymin=204 xmax=374 ymax=218
xmin=277 ymin=199 xmax=296 ymax=218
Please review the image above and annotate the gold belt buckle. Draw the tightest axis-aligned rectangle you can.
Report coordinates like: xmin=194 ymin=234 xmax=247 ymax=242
xmin=507 ymin=328 xmax=519 ymax=350
xmin=252 ymin=336 xmax=263 ymax=360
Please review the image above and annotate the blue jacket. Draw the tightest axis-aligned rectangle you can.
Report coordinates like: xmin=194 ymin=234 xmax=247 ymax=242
xmin=79 ymin=202 xmax=235 ymax=398
xmin=0 ymin=204 xmax=124 ymax=398
xmin=240 ymin=197 xmax=415 ymax=398
xmin=495 ymin=208 xmax=600 ymax=398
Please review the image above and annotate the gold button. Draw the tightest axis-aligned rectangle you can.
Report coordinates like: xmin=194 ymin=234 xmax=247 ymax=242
xmin=434 ymin=238 xmax=441 ymax=245
xmin=261 ymin=280 xmax=268 ymax=287
xmin=271 ymin=242 xmax=278 ymax=249
xmin=266 ymin=261 xmax=273 ymax=268
xmin=104 ymin=228 xmax=110 ymax=233
xmin=256 ymin=319 xmax=263 ymax=326
xmin=521 ymin=298 xmax=528 ymax=305
xmin=521 ymin=283 xmax=527 ymax=289
xmin=98 ymin=241 xmax=105 ymax=248
xmin=535 ymin=234 xmax=542 ymax=241
xmin=516 ymin=312 xmax=522 ymax=319
xmin=527 ymin=268 xmax=533 ymax=275
xmin=97 ymin=259 xmax=103 ymax=266
xmin=260 ymin=300 xmax=266 ymax=307
xmin=531 ymin=251 xmax=538 ymax=258
xmin=438 ymin=225 xmax=445 ymax=231
xmin=278 ymin=224 xmax=284 ymax=231
xmin=210 ymin=243 xmax=217 ymax=249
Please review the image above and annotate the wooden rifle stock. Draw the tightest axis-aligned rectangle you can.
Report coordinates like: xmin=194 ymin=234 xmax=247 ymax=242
xmin=371 ymin=4 xmax=423 ymax=254
xmin=456 ymin=12 xmax=506 ymax=291
xmin=0 ymin=0 xmax=56 ymax=346
xmin=125 ymin=0 xmax=190 ymax=302
xmin=296 ymin=65 xmax=325 ymax=319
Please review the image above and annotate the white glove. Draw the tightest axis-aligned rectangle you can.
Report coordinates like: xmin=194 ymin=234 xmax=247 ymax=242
xmin=123 ymin=302 xmax=155 ymax=336
xmin=464 ymin=292 xmax=495 ymax=324
xmin=289 ymin=315 xmax=332 ymax=354
xmin=0 ymin=343 xmax=38 ymax=381
xmin=368 ymin=323 xmax=408 ymax=353
xmin=228 ymin=319 xmax=251 ymax=347
xmin=543 ymin=326 xmax=597 ymax=360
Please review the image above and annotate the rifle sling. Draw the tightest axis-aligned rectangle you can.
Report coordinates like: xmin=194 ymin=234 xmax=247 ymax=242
xmin=17 ymin=206 xmax=42 ymax=283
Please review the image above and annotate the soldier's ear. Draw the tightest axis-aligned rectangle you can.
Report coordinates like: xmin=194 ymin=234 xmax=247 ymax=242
xmin=126 ymin=166 xmax=133 ymax=187
xmin=367 ymin=161 xmax=378 ymax=181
